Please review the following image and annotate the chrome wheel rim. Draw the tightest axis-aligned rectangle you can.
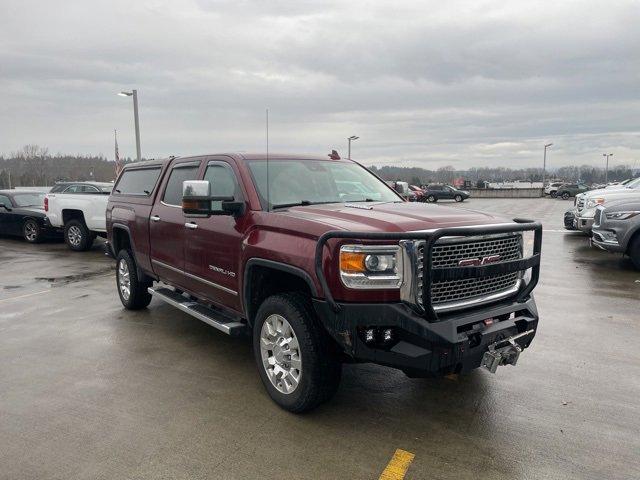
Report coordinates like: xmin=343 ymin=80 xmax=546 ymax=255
xmin=24 ymin=222 xmax=37 ymax=241
xmin=260 ymin=314 xmax=302 ymax=394
xmin=118 ymin=259 xmax=131 ymax=301
xmin=68 ymin=225 xmax=82 ymax=246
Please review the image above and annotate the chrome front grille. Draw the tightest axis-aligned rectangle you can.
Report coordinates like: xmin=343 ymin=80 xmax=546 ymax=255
xmin=577 ymin=196 xmax=585 ymax=212
xmin=416 ymin=234 xmax=522 ymax=311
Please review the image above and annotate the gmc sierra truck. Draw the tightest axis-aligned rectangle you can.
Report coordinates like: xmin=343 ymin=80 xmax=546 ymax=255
xmin=106 ymin=153 xmax=542 ymax=412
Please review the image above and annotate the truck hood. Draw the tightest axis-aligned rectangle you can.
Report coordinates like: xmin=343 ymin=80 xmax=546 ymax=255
xmin=277 ymin=201 xmax=508 ymax=232
xmin=581 ymin=186 xmax=637 ymax=199
xmin=583 ymin=189 xmax=640 ymax=202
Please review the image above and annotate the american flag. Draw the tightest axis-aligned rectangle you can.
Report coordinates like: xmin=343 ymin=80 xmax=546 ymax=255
xmin=114 ymin=129 xmax=122 ymax=176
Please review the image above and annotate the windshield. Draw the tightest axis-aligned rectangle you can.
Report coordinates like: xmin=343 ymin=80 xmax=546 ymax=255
xmin=100 ymin=186 xmax=113 ymax=194
xmin=247 ymin=160 xmax=401 ymax=209
xmin=13 ymin=193 xmax=45 ymax=207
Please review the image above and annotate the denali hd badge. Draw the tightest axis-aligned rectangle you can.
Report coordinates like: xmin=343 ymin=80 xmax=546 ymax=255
xmin=458 ymin=255 xmax=501 ymax=267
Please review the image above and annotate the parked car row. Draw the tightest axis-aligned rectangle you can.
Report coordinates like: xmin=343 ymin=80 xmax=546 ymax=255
xmin=0 ymin=182 xmax=112 ymax=249
xmin=387 ymin=182 xmax=471 ymax=203
xmin=564 ymin=177 xmax=640 ymax=269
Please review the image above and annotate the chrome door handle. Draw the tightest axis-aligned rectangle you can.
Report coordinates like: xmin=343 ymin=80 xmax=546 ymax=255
xmin=150 ymin=215 xmax=161 ymax=222
xmin=185 ymin=222 xmax=198 ymax=230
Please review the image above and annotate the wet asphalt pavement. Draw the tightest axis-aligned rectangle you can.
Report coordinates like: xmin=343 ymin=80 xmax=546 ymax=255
xmin=0 ymin=198 xmax=639 ymax=479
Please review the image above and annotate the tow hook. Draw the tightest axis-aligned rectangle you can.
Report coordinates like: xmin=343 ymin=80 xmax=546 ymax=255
xmin=482 ymin=329 xmax=535 ymax=373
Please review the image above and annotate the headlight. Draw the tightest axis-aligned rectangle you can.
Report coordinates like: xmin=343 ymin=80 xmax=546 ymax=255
xmin=339 ymin=245 xmax=403 ymax=289
xmin=605 ymin=211 xmax=640 ymax=220
xmin=586 ymin=197 xmax=605 ymax=209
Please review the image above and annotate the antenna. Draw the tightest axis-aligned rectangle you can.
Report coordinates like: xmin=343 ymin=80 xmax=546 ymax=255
xmin=266 ymin=108 xmax=270 ymax=212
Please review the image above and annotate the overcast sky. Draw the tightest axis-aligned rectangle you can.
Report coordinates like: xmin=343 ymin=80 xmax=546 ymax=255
xmin=1 ymin=0 xmax=638 ymax=169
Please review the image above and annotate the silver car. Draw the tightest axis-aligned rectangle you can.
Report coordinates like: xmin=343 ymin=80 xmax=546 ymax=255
xmin=591 ymin=199 xmax=640 ymax=270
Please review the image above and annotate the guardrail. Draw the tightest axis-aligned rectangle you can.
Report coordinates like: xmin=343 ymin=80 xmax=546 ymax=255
xmin=469 ymin=188 xmax=543 ymax=198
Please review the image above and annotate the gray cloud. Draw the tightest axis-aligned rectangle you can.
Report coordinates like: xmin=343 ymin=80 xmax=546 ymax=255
xmin=0 ymin=0 xmax=638 ymax=169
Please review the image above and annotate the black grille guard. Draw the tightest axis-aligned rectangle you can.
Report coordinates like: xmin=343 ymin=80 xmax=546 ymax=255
xmin=314 ymin=218 xmax=542 ymax=320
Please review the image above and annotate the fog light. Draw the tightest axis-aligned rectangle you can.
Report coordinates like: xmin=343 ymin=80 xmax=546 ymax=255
xmin=382 ymin=328 xmax=393 ymax=343
xmin=365 ymin=329 xmax=375 ymax=343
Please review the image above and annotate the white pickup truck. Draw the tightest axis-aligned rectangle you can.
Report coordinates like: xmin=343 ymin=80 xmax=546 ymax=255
xmin=45 ymin=182 xmax=113 ymax=251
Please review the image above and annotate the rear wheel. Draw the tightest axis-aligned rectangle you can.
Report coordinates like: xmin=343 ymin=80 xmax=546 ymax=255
xmin=23 ymin=219 xmax=42 ymax=243
xmin=426 ymin=194 xmax=437 ymax=203
xmin=561 ymin=192 xmax=570 ymax=200
xmin=253 ymin=293 xmax=341 ymax=413
xmin=64 ymin=219 xmax=94 ymax=251
xmin=116 ymin=249 xmax=152 ymax=309
xmin=454 ymin=194 xmax=463 ymax=202
xmin=550 ymin=191 xmax=558 ymax=198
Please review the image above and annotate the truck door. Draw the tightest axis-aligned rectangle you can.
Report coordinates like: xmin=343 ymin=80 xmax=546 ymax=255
xmin=149 ymin=160 xmax=202 ymax=289
xmin=183 ymin=160 xmax=246 ymax=312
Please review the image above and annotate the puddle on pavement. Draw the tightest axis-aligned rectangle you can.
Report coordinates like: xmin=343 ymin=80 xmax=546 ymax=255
xmin=35 ymin=266 xmax=115 ymax=286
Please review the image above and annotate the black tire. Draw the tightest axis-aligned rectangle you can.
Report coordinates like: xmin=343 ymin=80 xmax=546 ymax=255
xmin=628 ymin=235 xmax=640 ymax=271
xmin=561 ymin=192 xmax=570 ymax=200
xmin=116 ymin=249 xmax=152 ymax=310
xmin=454 ymin=195 xmax=463 ymax=202
xmin=23 ymin=219 xmax=42 ymax=243
xmin=550 ymin=191 xmax=558 ymax=198
xmin=64 ymin=219 xmax=94 ymax=251
xmin=253 ymin=293 xmax=342 ymax=413
xmin=426 ymin=195 xmax=437 ymax=203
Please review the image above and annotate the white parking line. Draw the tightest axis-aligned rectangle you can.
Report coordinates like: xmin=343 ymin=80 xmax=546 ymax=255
xmin=0 ymin=290 xmax=50 ymax=303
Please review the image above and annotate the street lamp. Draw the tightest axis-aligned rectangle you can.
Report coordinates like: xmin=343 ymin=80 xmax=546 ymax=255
xmin=542 ymin=143 xmax=553 ymax=193
xmin=118 ymin=90 xmax=142 ymax=162
xmin=603 ymin=153 xmax=613 ymax=184
xmin=347 ymin=135 xmax=359 ymax=159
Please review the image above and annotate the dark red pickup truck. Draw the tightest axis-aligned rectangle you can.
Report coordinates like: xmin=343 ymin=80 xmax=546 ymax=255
xmin=107 ymin=153 xmax=542 ymax=412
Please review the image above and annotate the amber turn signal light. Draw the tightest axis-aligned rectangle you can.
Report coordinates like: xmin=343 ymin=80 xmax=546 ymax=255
xmin=339 ymin=251 xmax=366 ymax=273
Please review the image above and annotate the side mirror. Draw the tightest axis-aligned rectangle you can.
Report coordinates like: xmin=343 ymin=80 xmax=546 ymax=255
xmin=182 ymin=180 xmax=245 ymax=217
xmin=0 ymin=204 xmax=11 ymax=211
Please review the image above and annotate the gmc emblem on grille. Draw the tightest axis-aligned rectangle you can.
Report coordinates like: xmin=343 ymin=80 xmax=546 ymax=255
xmin=458 ymin=255 xmax=502 ymax=267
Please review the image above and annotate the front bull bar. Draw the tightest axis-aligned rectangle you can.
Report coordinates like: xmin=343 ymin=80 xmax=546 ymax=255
xmin=314 ymin=218 xmax=542 ymax=321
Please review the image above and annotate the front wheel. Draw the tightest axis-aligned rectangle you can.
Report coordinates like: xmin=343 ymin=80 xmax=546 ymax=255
xmin=550 ymin=191 xmax=558 ymax=198
xmin=253 ymin=293 xmax=341 ymax=413
xmin=23 ymin=219 xmax=42 ymax=243
xmin=454 ymin=195 xmax=463 ymax=202
xmin=116 ymin=250 xmax=152 ymax=309
xmin=64 ymin=219 xmax=94 ymax=251
xmin=561 ymin=192 xmax=570 ymax=200
xmin=426 ymin=195 xmax=437 ymax=203
xmin=629 ymin=236 xmax=640 ymax=270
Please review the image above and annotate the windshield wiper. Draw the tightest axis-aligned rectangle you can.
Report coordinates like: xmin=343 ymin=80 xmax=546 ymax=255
xmin=271 ymin=200 xmax=340 ymax=210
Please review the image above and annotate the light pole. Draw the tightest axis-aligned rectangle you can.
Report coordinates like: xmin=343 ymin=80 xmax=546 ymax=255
xmin=542 ymin=143 xmax=553 ymax=193
xmin=118 ymin=90 xmax=142 ymax=162
xmin=347 ymin=135 xmax=359 ymax=159
xmin=603 ymin=153 xmax=613 ymax=184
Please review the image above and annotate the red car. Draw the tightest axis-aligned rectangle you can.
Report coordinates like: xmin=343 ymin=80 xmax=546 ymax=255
xmin=107 ymin=153 xmax=541 ymax=412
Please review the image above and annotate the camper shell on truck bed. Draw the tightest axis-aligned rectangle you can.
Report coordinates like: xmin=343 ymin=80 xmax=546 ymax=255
xmin=107 ymin=153 xmax=542 ymax=412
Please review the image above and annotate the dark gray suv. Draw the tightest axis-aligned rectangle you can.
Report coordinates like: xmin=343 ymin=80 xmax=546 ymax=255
xmin=591 ymin=199 xmax=640 ymax=269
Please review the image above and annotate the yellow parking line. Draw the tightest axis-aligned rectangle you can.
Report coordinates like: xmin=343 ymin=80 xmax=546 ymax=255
xmin=379 ymin=449 xmax=415 ymax=480
xmin=0 ymin=290 xmax=50 ymax=303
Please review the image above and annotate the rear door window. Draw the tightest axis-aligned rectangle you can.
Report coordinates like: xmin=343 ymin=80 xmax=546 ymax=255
xmin=162 ymin=164 xmax=200 ymax=206
xmin=114 ymin=168 xmax=162 ymax=196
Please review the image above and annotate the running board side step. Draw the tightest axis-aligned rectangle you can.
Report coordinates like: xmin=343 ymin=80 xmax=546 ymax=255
xmin=148 ymin=287 xmax=247 ymax=336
